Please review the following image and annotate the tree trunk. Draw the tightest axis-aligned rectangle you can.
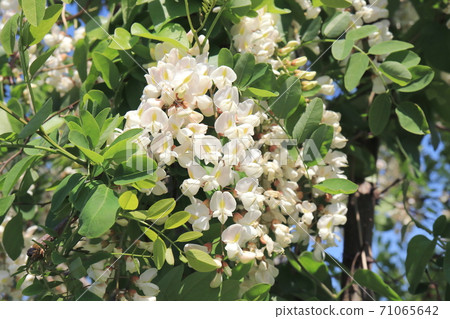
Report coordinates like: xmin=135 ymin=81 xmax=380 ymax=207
xmin=341 ymin=181 xmax=376 ymax=301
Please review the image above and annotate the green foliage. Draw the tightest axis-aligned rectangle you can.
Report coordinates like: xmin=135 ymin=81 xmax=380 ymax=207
xmin=186 ymin=249 xmax=220 ymax=272
xmin=395 ymin=102 xmax=429 ymax=135
xmin=354 ymin=270 xmax=401 ymax=301
xmin=78 ymin=184 xmax=120 ymax=238
xmin=2 ymin=213 xmax=24 ymax=260
xmin=344 ymin=53 xmax=369 ymax=91
xmin=368 ymin=93 xmax=391 ymax=136
xmin=313 ymin=178 xmax=358 ymax=194
xmin=0 ymin=13 xmax=18 ymax=55
xmin=405 ymin=235 xmax=436 ymax=293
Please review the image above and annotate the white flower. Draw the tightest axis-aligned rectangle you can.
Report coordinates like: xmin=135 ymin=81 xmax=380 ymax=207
xmin=192 ymin=135 xmax=222 ymax=164
xmin=210 ymin=191 xmax=236 ymax=224
xmin=87 ymin=261 xmax=111 ymax=283
xmin=180 ymin=178 xmax=202 ymax=197
xmin=141 ymin=107 xmax=168 ymax=135
xmin=221 ymin=224 xmax=244 ymax=259
xmin=214 ymin=86 xmax=239 ymax=112
xmin=185 ymin=199 xmax=211 ymax=232
xmin=135 ymin=268 xmax=160 ymax=297
xmin=211 ymin=66 xmax=237 ymax=89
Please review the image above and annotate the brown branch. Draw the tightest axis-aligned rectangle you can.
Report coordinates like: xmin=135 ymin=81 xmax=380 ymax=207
xmin=44 ymin=100 xmax=80 ymax=123
xmin=435 ymin=123 xmax=450 ymax=132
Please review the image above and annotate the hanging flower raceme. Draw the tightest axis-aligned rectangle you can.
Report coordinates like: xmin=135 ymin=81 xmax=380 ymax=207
xmin=120 ymin=29 xmax=351 ymax=296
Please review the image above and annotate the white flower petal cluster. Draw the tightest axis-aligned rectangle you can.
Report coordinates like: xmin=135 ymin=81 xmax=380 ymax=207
xmin=231 ymin=7 xmax=282 ymax=70
xmin=123 ymin=36 xmax=351 ymax=294
xmin=42 ymin=25 xmax=86 ymax=94
xmin=296 ymin=0 xmax=321 ymax=20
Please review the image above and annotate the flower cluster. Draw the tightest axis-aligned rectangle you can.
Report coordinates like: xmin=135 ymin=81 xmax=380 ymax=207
xmin=41 ymin=25 xmax=86 ymax=94
xmin=230 ymin=7 xmax=282 ymax=70
xmin=122 ymin=35 xmax=350 ymax=296
xmin=231 ymin=6 xmax=335 ymax=96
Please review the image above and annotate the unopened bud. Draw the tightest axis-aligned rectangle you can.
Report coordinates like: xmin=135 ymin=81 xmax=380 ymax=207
xmin=222 ymin=262 xmax=232 ymax=277
xmin=302 ymin=81 xmax=318 ymax=91
xmin=291 ymin=56 xmax=307 ymax=67
xmin=210 ymin=272 xmax=223 ymax=288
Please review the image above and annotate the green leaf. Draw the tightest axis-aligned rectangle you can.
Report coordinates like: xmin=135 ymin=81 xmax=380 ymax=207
xmin=29 ymin=5 xmax=63 ymax=46
xmin=405 ymin=235 xmax=436 ymax=293
xmin=252 ymin=0 xmax=290 ymax=14
xmin=230 ymin=260 xmax=254 ymax=280
xmin=433 ymin=215 xmax=448 ymax=237
xmin=379 ymin=61 xmax=412 ymax=86
xmin=2 ymin=213 xmax=24 ymax=260
xmin=153 ymin=237 xmax=166 ymax=269
xmin=119 ymin=191 xmax=139 ymax=210
xmin=141 ymin=227 xmax=158 ymax=241
xmin=157 ymin=23 xmax=189 ymax=49
xmin=0 ymin=13 xmax=18 ymax=55
xmin=344 ymin=53 xmax=369 ymax=91
xmin=109 ymin=27 xmax=134 ymax=50
xmin=346 ymin=25 xmax=378 ymax=41
xmin=51 ymin=173 xmax=84 ymax=211
xmin=300 ymin=17 xmax=322 ymax=42
xmin=165 ymin=246 xmax=174 ymax=265
xmin=269 ymin=76 xmax=301 ymax=119
xmin=178 ymin=272 xmax=218 ymax=300
xmin=303 ymin=124 xmax=334 ymax=166
xmin=176 ymin=231 xmax=203 ymax=242
xmin=147 ymin=198 xmax=176 ymax=219
xmin=234 ymin=53 xmax=255 ymax=88
xmin=385 ymin=50 xmax=420 ymax=68
xmin=130 ymin=22 xmax=188 ymax=51
xmin=319 ymin=0 xmax=352 ymax=8
xmin=164 ymin=211 xmax=191 ymax=229
xmin=246 ymin=87 xmax=279 ymax=98
xmin=368 ymin=93 xmax=391 ymax=136
xmin=74 ymin=39 xmax=88 ymax=81
xmin=398 ymin=65 xmax=435 ymax=93
xmin=218 ymin=48 xmax=233 ymax=68
xmin=22 ymin=0 xmax=46 ymax=26
xmin=22 ymin=280 xmax=45 ymax=296
xmin=368 ymin=40 xmax=414 ymax=56
xmin=157 ymin=265 xmax=184 ymax=300
xmin=18 ymin=98 xmax=53 ymax=139
xmin=354 ymin=269 xmax=401 ymax=301
xmin=30 ymin=47 xmax=56 ymax=77
xmin=0 ymin=195 xmax=15 ymax=218
xmin=322 ymin=11 xmax=351 ymax=38
xmin=185 ymin=249 xmax=220 ymax=272
xmin=69 ymin=130 xmax=90 ymax=149
xmin=92 ymin=52 xmax=120 ymax=90
xmin=80 ymin=110 xmax=100 ymax=147
xmin=78 ymin=184 xmax=120 ymax=238
xmin=292 ymin=97 xmax=323 ymax=144
xmin=313 ymin=178 xmax=358 ymax=194
xmin=3 ymin=155 xmax=39 ymax=195
xmin=444 ymin=242 xmax=450 ymax=284
xmin=113 ymin=163 xmax=157 ymax=186
xmin=77 ymin=146 xmax=104 ymax=164
xmin=69 ymin=257 xmax=87 ymax=279
xmin=242 ymin=283 xmax=271 ymax=301
xmin=298 ymin=252 xmax=332 ymax=288
xmin=331 ymin=38 xmax=354 ymax=61
xmin=395 ymin=102 xmax=429 ymax=135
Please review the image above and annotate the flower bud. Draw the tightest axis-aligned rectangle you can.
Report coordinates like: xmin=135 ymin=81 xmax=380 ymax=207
xmin=291 ymin=56 xmax=307 ymax=67
xmin=222 ymin=262 xmax=232 ymax=277
xmin=210 ymin=272 xmax=223 ymax=288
